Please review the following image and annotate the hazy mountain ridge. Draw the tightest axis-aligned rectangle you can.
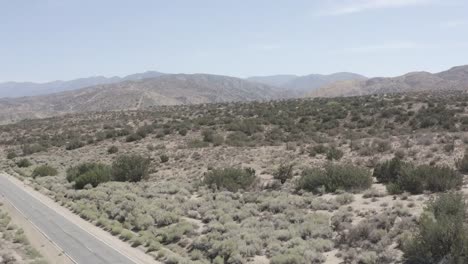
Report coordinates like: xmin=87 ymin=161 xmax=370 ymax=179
xmin=248 ymin=72 xmax=367 ymax=95
xmin=0 ymin=74 xmax=278 ymax=123
xmin=0 ymin=71 xmax=165 ymax=98
xmin=309 ymin=65 xmax=468 ymax=97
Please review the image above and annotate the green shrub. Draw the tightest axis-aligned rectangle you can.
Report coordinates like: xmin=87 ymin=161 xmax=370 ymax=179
xmin=373 ymin=157 xmax=406 ymax=183
xmin=375 ymin=158 xmax=462 ymax=194
xmin=297 ymin=164 xmax=372 ymax=193
xmin=65 ymin=139 xmax=85 ymax=150
xmin=403 ymin=192 xmax=468 ymax=264
xmin=326 ymin=147 xmax=344 ymax=161
xmin=187 ymin=139 xmax=209 ymax=148
xmin=394 ymin=166 xmax=424 ymax=194
xmin=107 ymin=146 xmax=119 ymax=154
xmin=178 ymin=128 xmax=188 ymax=136
xmin=67 ymin=163 xmax=111 ymax=188
xmin=6 ymin=151 xmax=17 ymax=160
xmin=372 ymin=139 xmax=391 ymax=153
xmin=22 ymin=144 xmax=47 ymax=156
xmin=16 ymin=159 xmax=31 ymax=168
xmin=125 ymin=133 xmax=143 ymax=142
xmin=67 ymin=163 xmax=111 ymax=189
xmin=456 ymin=150 xmax=468 ymax=174
xmin=225 ymin=131 xmax=249 ymax=147
xmin=112 ymin=154 xmax=150 ymax=182
xmin=423 ymin=165 xmax=463 ymax=192
xmin=273 ymin=163 xmax=294 ymax=184
xmin=202 ymin=129 xmax=215 ymax=142
xmin=203 ymin=168 xmax=257 ymax=192
xmin=160 ymin=154 xmax=169 ymax=163
xmin=32 ymin=165 xmax=58 ymax=178
xmin=307 ymin=144 xmax=328 ymax=157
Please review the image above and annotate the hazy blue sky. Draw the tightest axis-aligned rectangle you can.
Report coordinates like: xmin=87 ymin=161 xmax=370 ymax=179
xmin=1 ymin=0 xmax=467 ymax=82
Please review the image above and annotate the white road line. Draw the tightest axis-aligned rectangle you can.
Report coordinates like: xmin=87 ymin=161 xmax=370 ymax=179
xmin=1 ymin=194 xmax=79 ymax=264
xmin=1 ymin=174 xmax=145 ymax=264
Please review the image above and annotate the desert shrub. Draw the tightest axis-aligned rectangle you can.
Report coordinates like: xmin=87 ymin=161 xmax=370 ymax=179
xmin=225 ymin=131 xmax=249 ymax=147
xmin=160 ymin=154 xmax=169 ymax=163
xmin=444 ymin=143 xmax=455 ymax=153
xmin=423 ymin=165 xmax=463 ymax=192
xmin=178 ymin=128 xmax=188 ymax=136
xmin=373 ymin=157 xmax=406 ymax=183
xmin=394 ymin=167 xmax=425 ymax=194
xmin=107 ymin=145 xmax=119 ymax=154
xmin=326 ymin=147 xmax=344 ymax=160
xmin=375 ymin=158 xmax=462 ymax=194
xmin=308 ymin=144 xmax=328 ymax=157
xmin=22 ymin=144 xmax=47 ymax=155
xmin=16 ymin=158 xmax=31 ymax=168
xmin=67 ymin=163 xmax=111 ymax=189
xmin=65 ymin=139 xmax=85 ymax=150
xmin=112 ymin=154 xmax=150 ymax=182
xmin=32 ymin=165 xmax=58 ymax=178
xmin=335 ymin=193 xmax=355 ymax=205
xmin=211 ymin=134 xmax=224 ymax=146
xmin=372 ymin=139 xmax=391 ymax=153
xmin=203 ymin=168 xmax=257 ymax=192
xmin=202 ymin=129 xmax=215 ymax=142
xmin=297 ymin=164 xmax=372 ymax=193
xmin=125 ymin=133 xmax=143 ymax=142
xmin=6 ymin=151 xmax=17 ymax=159
xmin=187 ymin=139 xmax=210 ymax=148
xmin=456 ymin=150 xmax=468 ymax=173
xmin=136 ymin=125 xmax=153 ymax=138
xmin=273 ymin=163 xmax=294 ymax=184
xmin=403 ymin=192 xmax=468 ymax=264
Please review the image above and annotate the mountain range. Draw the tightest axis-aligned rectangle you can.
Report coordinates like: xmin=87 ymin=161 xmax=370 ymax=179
xmin=247 ymin=72 xmax=367 ymax=95
xmin=0 ymin=71 xmax=165 ymax=98
xmin=308 ymin=65 xmax=468 ymax=97
xmin=1 ymin=64 xmax=468 ymax=124
xmin=0 ymin=74 xmax=278 ymax=123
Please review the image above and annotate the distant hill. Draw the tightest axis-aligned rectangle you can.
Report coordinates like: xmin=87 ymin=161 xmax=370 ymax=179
xmin=0 ymin=71 xmax=165 ymax=98
xmin=248 ymin=72 xmax=367 ymax=96
xmin=0 ymin=74 xmax=278 ymax=123
xmin=309 ymin=65 xmax=468 ymax=97
xmin=247 ymin=75 xmax=298 ymax=87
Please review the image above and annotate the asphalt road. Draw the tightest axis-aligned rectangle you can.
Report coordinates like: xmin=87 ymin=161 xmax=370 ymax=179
xmin=0 ymin=174 xmax=136 ymax=264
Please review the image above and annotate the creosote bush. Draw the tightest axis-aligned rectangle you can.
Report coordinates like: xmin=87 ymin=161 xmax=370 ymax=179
xmin=112 ymin=154 xmax=150 ymax=182
xmin=203 ymin=167 xmax=257 ymax=192
xmin=456 ymin=150 xmax=468 ymax=173
xmin=31 ymin=165 xmax=58 ymax=178
xmin=16 ymin=158 xmax=31 ymax=168
xmin=66 ymin=163 xmax=111 ymax=189
xmin=273 ymin=163 xmax=294 ymax=184
xmin=65 ymin=139 xmax=85 ymax=150
xmin=297 ymin=163 xmax=372 ymax=193
xmin=374 ymin=158 xmax=462 ymax=194
xmin=326 ymin=146 xmax=344 ymax=161
xmin=22 ymin=144 xmax=47 ymax=156
xmin=107 ymin=145 xmax=119 ymax=154
xmin=160 ymin=154 xmax=169 ymax=163
xmin=403 ymin=192 xmax=468 ymax=264
xmin=6 ymin=151 xmax=17 ymax=160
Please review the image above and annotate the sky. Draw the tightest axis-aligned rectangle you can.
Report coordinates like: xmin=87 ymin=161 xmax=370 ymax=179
xmin=1 ymin=0 xmax=467 ymax=82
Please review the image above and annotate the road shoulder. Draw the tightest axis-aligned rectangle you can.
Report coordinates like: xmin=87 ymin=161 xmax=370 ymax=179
xmin=0 ymin=173 xmax=159 ymax=264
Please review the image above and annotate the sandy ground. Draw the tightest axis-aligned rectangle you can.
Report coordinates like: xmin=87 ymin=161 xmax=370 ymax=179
xmin=1 ymin=173 xmax=160 ymax=264
xmin=0 ymin=197 xmax=73 ymax=264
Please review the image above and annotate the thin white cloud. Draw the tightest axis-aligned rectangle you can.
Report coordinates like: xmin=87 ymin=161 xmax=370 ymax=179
xmin=344 ymin=41 xmax=421 ymax=53
xmin=440 ymin=20 xmax=468 ymax=28
xmin=320 ymin=0 xmax=434 ymax=16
